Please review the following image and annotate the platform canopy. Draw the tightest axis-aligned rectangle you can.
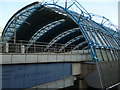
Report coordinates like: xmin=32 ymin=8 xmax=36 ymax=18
xmin=1 ymin=1 xmax=120 ymax=61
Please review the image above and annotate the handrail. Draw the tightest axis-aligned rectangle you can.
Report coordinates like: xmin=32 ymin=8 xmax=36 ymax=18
xmin=0 ymin=40 xmax=90 ymax=54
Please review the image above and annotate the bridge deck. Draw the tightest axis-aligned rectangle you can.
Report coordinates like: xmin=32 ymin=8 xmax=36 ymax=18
xmin=1 ymin=50 xmax=92 ymax=64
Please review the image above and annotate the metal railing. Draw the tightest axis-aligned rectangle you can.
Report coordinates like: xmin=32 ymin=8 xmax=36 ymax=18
xmin=0 ymin=40 xmax=90 ymax=54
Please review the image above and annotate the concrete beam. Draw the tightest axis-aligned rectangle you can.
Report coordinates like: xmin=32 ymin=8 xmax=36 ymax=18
xmin=1 ymin=52 xmax=92 ymax=64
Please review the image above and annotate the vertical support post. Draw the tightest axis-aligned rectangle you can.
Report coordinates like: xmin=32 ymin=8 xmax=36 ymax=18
xmin=34 ymin=43 xmax=36 ymax=53
xmin=65 ymin=0 xmax=67 ymax=9
xmin=55 ymin=43 xmax=56 ymax=53
xmin=14 ymin=16 xmax=17 ymax=44
xmin=5 ymin=43 xmax=9 ymax=53
xmin=21 ymin=45 xmax=25 ymax=54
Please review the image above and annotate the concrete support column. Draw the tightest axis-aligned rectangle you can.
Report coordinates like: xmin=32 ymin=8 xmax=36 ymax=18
xmin=78 ymin=80 xmax=88 ymax=90
xmin=80 ymin=63 xmax=95 ymax=89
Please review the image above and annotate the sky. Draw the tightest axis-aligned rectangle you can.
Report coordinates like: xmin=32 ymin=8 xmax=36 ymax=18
xmin=0 ymin=0 xmax=119 ymax=29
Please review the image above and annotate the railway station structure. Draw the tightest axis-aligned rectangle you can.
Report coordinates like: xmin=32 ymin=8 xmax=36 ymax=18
xmin=1 ymin=1 xmax=120 ymax=89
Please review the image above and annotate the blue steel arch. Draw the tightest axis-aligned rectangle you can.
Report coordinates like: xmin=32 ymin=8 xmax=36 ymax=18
xmin=2 ymin=2 xmax=43 ymax=43
xmin=42 ymin=2 xmax=120 ymax=61
xmin=1 ymin=2 xmax=120 ymax=89
xmin=2 ymin=1 xmax=120 ymax=62
xmin=42 ymin=3 xmax=98 ymax=60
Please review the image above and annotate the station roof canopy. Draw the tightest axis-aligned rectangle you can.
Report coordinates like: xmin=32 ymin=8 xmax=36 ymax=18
xmin=1 ymin=1 xmax=120 ymax=58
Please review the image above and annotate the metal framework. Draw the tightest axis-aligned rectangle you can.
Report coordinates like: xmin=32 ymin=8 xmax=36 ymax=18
xmin=59 ymin=35 xmax=84 ymax=52
xmin=27 ymin=19 xmax=65 ymax=48
xmin=1 ymin=0 xmax=120 ymax=89
xmin=73 ymin=41 xmax=87 ymax=50
xmin=45 ymin=28 xmax=80 ymax=51
xmin=1 ymin=0 xmax=120 ymax=61
xmin=2 ymin=2 xmax=42 ymax=43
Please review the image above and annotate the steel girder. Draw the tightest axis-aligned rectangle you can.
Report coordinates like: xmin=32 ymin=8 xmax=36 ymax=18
xmin=73 ymin=41 xmax=87 ymax=50
xmin=27 ymin=19 xmax=65 ymax=49
xmin=44 ymin=28 xmax=80 ymax=51
xmin=59 ymin=35 xmax=84 ymax=52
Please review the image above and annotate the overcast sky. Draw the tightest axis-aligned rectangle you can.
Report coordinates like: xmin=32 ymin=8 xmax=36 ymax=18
xmin=0 ymin=0 xmax=119 ymax=29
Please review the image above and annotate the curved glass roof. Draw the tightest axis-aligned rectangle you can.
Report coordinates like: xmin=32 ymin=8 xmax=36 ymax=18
xmin=2 ymin=2 xmax=42 ymax=43
xmin=1 ymin=1 xmax=120 ymax=62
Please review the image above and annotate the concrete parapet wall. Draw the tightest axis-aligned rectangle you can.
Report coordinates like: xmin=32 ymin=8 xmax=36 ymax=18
xmin=1 ymin=52 xmax=92 ymax=64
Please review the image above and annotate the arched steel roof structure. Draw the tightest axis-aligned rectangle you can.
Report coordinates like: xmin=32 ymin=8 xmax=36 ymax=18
xmin=1 ymin=1 xmax=120 ymax=62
